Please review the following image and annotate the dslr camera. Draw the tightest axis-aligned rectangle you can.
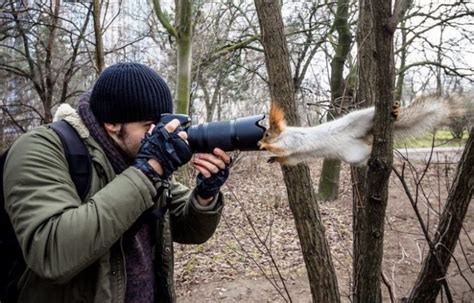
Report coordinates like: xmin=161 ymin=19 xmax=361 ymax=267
xmin=160 ymin=114 xmax=266 ymax=153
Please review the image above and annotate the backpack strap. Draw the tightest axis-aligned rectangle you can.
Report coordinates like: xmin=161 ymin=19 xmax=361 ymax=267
xmin=49 ymin=120 xmax=92 ymax=201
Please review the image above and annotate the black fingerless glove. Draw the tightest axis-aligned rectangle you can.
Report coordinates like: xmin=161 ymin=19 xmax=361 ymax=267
xmin=196 ymin=166 xmax=230 ymax=199
xmin=133 ymin=123 xmax=193 ymax=182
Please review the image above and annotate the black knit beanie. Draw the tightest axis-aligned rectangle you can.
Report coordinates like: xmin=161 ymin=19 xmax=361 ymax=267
xmin=90 ymin=63 xmax=173 ymax=123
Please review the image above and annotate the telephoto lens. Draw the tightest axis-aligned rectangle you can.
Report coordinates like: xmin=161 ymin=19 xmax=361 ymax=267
xmin=187 ymin=115 xmax=266 ymax=153
xmin=160 ymin=114 xmax=267 ymax=153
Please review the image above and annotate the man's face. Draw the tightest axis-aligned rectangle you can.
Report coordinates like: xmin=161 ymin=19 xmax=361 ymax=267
xmin=108 ymin=121 xmax=153 ymax=158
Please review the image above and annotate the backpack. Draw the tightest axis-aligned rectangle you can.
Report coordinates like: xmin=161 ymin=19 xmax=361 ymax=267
xmin=0 ymin=120 xmax=91 ymax=302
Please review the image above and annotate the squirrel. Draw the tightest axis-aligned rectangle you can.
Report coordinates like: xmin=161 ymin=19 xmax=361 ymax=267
xmin=258 ymin=94 xmax=469 ymax=166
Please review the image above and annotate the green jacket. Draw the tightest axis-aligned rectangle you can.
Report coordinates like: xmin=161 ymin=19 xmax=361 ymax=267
xmin=3 ymin=106 xmax=223 ymax=302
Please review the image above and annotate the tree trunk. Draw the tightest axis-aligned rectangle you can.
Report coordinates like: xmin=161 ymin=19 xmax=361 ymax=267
xmin=198 ymin=70 xmax=224 ymax=122
xmin=318 ymin=0 xmax=353 ymax=201
xmin=175 ymin=0 xmax=192 ymax=114
xmin=254 ymin=1 xmax=340 ymax=301
xmin=92 ymin=0 xmax=104 ymax=73
xmin=353 ymin=0 xmax=397 ymax=302
xmin=406 ymin=128 xmax=473 ymax=302
xmin=318 ymin=159 xmax=341 ymax=201
xmin=43 ymin=0 xmax=61 ymax=124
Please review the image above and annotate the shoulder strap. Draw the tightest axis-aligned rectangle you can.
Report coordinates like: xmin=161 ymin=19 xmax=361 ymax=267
xmin=49 ymin=120 xmax=91 ymax=201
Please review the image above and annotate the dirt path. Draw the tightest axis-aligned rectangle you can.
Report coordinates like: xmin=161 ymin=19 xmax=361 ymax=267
xmin=395 ymin=146 xmax=465 ymax=162
xmin=175 ymin=152 xmax=473 ymax=302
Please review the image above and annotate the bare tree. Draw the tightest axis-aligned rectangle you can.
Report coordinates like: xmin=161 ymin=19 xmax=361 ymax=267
xmin=352 ymin=0 xmax=409 ymax=301
xmin=399 ymin=127 xmax=473 ymax=302
xmin=0 ymin=1 xmax=94 ymax=123
xmin=318 ymin=0 xmax=354 ymax=201
xmin=395 ymin=1 xmax=474 ymax=101
xmin=254 ymin=0 xmax=340 ymax=301
xmin=0 ymin=1 xmax=93 ymax=131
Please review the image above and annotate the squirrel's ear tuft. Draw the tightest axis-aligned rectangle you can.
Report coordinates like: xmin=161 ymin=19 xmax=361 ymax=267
xmin=270 ymin=102 xmax=286 ymax=134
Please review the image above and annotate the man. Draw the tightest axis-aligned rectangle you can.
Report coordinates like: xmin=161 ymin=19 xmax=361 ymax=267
xmin=3 ymin=63 xmax=231 ymax=302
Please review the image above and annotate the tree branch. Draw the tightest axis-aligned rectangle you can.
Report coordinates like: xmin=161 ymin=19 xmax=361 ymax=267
xmin=151 ymin=0 xmax=178 ymax=38
xmin=388 ymin=0 xmax=411 ymax=32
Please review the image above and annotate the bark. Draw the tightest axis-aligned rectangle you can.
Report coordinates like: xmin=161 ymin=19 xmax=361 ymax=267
xmin=254 ymin=1 xmax=340 ymax=301
xmin=353 ymin=1 xmax=397 ymax=302
xmin=318 ymin=0 xmax=353 ymax=201
xmin=406 ymin=128 xmax=473 ymax=302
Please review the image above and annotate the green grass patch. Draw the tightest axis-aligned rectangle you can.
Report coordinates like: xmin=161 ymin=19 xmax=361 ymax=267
xmin=395 ymin=129 xmax=468 ymax=148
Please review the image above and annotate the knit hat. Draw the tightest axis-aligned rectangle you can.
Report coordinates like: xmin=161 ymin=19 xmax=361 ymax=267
xmin=90 ymin=63 xmax=172 ymax=123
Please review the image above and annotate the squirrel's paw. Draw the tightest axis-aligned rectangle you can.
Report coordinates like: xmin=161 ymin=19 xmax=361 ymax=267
xmin=258 ymin=141 xmax=287 ymax=156
xmin=391 ymin=101 xmax=401 ymax=120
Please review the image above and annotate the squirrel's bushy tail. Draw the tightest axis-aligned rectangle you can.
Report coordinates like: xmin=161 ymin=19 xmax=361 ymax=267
xmin=394 ymin=94 xmax=470 ymax=141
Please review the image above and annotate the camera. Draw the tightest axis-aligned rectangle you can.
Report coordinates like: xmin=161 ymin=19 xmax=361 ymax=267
xmin=160 ymin=113 xmax=267 ymax=153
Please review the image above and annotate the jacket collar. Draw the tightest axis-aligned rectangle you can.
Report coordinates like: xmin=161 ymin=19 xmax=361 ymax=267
xmin=53 ymin=103 xmax=90 ymax=139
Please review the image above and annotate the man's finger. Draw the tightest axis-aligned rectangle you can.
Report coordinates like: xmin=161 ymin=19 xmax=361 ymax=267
xmin=164 ymin=119 xmax=180 ymax=133
xmin=193 ymin=156 xmax=220 ymax=174
xmin=195 ymin=153 xmax=225 ymax=170
xmin=193 ymin=162 xmax=211 ymax=178
xmin=177 ymin=131 xmax=188 ymax=141
xmin=213 ymin=148 xmax=231 ymax=165
xmin=148 ymin=124 xmax=156 ymax=134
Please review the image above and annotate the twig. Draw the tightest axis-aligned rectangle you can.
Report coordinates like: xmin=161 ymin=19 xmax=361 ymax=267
xmin=393 ymin=166 xmax=433 ymax=245
xmin=381 ymin=271 xmax=396 ymax=303
xmin=225 ymin=184 xmax=293 ymax=302
xmin=221 ymin=213 xmax=290 ymax=302
xmin=457 ymin=240 xmax=473 ymax=273
xmin=393 ymin=162 xmax=455 ymax=303
xmin=434 ymin=243 xmax=474 ymax=291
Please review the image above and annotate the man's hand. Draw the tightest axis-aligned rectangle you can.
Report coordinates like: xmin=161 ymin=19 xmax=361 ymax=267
xmin=147 ymin=119 xmax=188 ymax=176
xmin=192 ymin=148 xmax=230 ymax=178
xmin=192 ymin=148 xmax=231 ymax=206
xmin=134 ymin=119 xmax=192 ymax=182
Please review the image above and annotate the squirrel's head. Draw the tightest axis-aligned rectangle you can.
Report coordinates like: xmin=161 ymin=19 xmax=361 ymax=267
xmin=258 ymin=102 xmax=287 ymax=147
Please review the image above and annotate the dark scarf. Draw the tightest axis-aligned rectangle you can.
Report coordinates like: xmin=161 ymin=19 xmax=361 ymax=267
xmin=77 ymin=94 xmax=156 ymax=303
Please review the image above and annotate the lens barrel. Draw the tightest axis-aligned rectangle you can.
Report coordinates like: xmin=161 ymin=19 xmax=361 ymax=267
xmin=187 ymin=115 xmax=266 ymax=153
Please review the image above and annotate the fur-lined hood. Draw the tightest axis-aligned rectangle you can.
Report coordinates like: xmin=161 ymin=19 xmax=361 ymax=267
xmin=53 ymin=103 xmax=90 ymax=139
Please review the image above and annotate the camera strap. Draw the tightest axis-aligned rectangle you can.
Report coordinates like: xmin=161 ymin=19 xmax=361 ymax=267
xmin=138 ymin=180 xmax=173 ymax=222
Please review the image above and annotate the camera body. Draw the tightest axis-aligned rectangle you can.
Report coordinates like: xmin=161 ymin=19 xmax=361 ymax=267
xmin=160 ymin=113 xmax=266 ymax=153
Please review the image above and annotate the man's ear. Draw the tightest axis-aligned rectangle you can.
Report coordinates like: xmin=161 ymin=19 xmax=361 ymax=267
xmin=103 ymin=123 xmax=122 ymax=137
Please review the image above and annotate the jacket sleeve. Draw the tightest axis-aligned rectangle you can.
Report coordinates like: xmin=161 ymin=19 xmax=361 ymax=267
xmin=3 ymin=128 xmax=157 ymax=284
xmin=167 ymin=179 xmax=224 ymax=244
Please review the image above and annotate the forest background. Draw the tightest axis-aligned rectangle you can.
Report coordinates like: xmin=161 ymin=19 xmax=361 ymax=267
xmin=0 ymin=0 xmax=473 ymax=302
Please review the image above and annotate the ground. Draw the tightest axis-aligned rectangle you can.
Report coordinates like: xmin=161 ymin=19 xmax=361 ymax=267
xmin=174 ymin=149 xmax=473 ymax=302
